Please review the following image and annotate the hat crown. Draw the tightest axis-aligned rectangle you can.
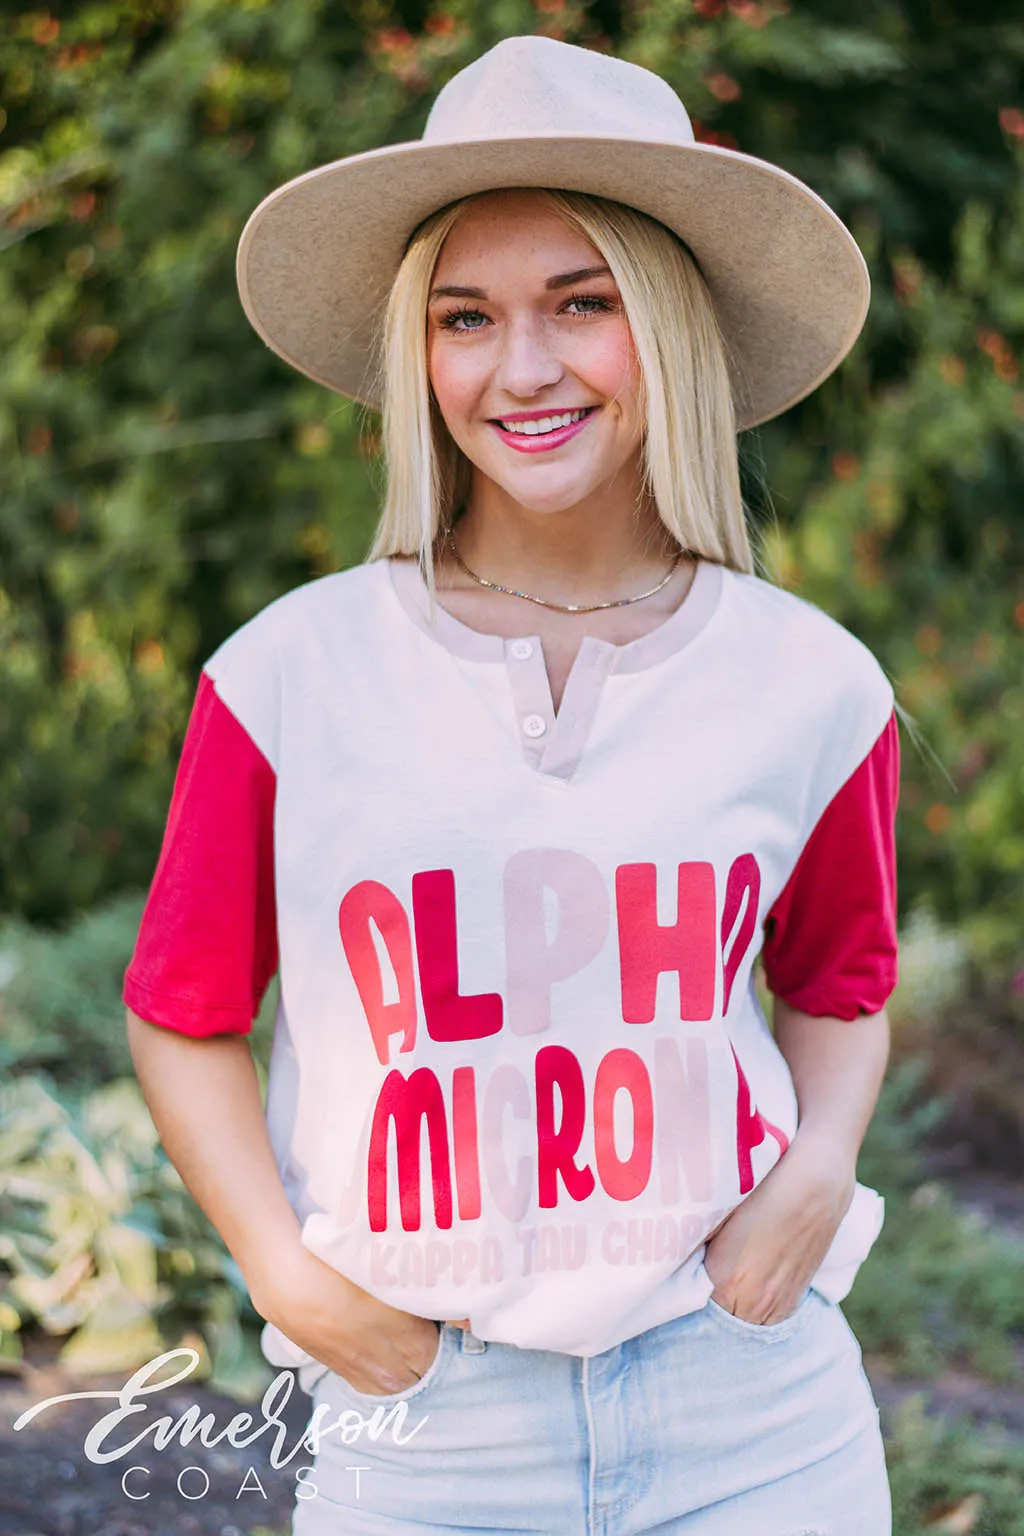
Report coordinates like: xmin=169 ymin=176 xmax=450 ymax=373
xmin=423 ymin=35 xmax=696 ymax=148
xmin=237 ymin=35 xmax=869 ymax=432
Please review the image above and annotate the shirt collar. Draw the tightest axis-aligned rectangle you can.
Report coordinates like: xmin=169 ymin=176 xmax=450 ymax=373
xmin=385 ymin=553 xmax=724 ymax=673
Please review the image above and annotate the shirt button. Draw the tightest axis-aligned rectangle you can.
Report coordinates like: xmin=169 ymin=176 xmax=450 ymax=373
xmin=509 ymin=639 xmax=534 ymax=661
xmin=522 ymin=714 xmax=548 ymax=739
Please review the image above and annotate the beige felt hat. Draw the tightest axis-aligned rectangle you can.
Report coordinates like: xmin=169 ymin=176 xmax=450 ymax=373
xmin=235 ymin=35 xmax=870 ymax=431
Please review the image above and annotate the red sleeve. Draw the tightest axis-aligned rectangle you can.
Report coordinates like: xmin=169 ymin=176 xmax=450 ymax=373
xmin=761 ymin=710 xmax=900 ymax=1020
xmin=123 ymin=671 xmax=278 ymax=1036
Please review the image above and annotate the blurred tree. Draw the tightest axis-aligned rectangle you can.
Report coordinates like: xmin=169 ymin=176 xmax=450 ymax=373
xmin=1 ymin=0 xmax=1022 ymax=988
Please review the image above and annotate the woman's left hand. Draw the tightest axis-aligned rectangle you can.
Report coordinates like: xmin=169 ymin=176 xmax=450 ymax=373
xmin=703 ymin=1130 xmax=857 ymax=1325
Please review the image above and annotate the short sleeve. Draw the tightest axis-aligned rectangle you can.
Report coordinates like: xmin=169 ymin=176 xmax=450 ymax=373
xmin=123 ymin=671 xmax=278 ymax=1036
xmin=761 ymin=709 xmax=900 ymax=1020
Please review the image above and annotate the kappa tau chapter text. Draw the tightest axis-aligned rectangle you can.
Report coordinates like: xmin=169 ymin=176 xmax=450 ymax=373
xmin=338 ymin=849 xmax=789 ymax=1235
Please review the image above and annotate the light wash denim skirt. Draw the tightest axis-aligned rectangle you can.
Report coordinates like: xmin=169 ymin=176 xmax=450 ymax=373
xmin=291 ymin=1288 xmax=891 ymax=1536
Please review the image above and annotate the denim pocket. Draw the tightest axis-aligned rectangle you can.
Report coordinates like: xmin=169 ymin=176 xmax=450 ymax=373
xmin=704 ymin=1287 xmax=815 ymax=1341
xmin=330 ymin=1319 xmax=453 ymax=1405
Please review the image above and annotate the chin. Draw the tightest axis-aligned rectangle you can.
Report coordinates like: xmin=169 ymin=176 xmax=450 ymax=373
xmin=488 ymin=471 xmax=609 ymax=516
xmin=502 ymin=489 xmax=595 ymax=517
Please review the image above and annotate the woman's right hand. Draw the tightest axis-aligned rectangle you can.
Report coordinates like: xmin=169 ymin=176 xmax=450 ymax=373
xmin=122 ymin=1019 xmax=450 ymax=1394
xmin=249 ymin=1242 xmax=443 ymax=1395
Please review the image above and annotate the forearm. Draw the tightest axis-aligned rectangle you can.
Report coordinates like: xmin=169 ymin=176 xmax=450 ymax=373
xmin=772 ymin=998 xmax=890 ymax=1168
xmin=706 ymin=1002 xmax=890 ymax=1319
xmin=125 ymin=1009 xmax=304 ymax=1312
xmin=126 ymin=1008 xmax=445 ymax=1388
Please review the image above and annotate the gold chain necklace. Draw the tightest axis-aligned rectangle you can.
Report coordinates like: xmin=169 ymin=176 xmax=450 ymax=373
xmin=446 ymin=534 xmax=685 ymax=615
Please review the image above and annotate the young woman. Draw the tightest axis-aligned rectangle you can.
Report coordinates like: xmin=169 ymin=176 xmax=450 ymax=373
xmin=125 ymin=35 xmax=899 ymax=1535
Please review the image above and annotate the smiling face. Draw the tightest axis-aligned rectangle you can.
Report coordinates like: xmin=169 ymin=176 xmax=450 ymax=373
xmin=425 ymin=190 xmax=646 ymax=518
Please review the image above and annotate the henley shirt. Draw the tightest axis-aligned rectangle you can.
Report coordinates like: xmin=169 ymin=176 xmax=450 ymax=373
xmin=124 ymin=555 xmax=899 ymax=1386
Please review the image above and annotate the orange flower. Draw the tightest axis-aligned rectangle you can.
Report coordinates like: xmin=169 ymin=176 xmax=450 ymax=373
xmin=706 ymin=72 xmax=741 ymax=103
xmin=374 ymin=27 xmax=413 ymax=53
xmin=728 ymin=0 xmax=769 ymax=24
xmin=925 ymin=804 xmax=951 ymax=835
xmin=975 ymin=328 xmax=1017 ymax=380
xmin=70 ymin=190 xmax=97 ymax=221
xmin=32 ymin=14 xmax=59 ymax=44
xmin=892 ymin=255 xmax=922 ymax=305
xmin=135 ymin=641 xmax=165 ymax=676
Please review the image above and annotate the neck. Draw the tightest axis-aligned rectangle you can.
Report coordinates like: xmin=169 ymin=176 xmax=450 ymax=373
xmin=446 ymin=462 xmax=680 ymax=602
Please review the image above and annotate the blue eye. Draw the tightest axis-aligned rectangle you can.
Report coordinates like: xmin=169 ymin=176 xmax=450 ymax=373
xmin=438 ymin=292 xmax=615 ymax=334
xmin=565 ymin=293 xmax=613 ymax=316
xmin=440 ymin=306 xmax=488 ymax=332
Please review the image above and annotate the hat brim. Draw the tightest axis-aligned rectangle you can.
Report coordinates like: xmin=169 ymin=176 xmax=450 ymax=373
xmin=236 ymin=134 xmax=870 ymax=432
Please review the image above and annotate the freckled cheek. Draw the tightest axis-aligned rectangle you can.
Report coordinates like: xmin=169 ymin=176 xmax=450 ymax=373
xmin=427 ymin=342 xmax=491 ymax=426
xmin=572 ymin=326 xmax=640 ymax=413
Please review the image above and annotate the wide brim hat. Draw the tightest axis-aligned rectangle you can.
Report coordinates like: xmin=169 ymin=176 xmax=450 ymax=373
xmin=236 ymin=35 xmax=870 ymax=432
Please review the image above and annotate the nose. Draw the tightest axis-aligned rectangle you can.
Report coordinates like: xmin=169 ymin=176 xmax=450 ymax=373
xmin=494 ymin=313 xmax=564 ymax=400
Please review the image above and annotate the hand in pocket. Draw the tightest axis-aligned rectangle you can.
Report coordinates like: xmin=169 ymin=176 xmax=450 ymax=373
xmin=704 ymin=1134 xmax=855 ymax=1325
xmin=254 ymin=1243 xmax=443 ymax=1394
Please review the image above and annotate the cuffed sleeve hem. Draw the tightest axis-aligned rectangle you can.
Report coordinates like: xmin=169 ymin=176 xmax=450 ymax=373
xmin=123 ymin=968 xmax=255 ymax=1038
xmin=767 ymin=967 xmax=898 ymax=1021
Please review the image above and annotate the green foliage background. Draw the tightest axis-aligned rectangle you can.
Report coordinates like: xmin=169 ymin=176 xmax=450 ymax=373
xmin=1 ymin=0 xmax=1022 ymax=982
xmin=2 ymin=6 xmax=1024 ymax=1525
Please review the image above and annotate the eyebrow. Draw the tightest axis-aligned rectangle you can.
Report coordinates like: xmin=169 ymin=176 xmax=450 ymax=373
xmin=428 ymin=265 xmax=614 ymax=301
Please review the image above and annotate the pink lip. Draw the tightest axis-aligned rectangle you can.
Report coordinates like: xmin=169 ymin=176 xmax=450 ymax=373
xmin=490 ymin=407 xmax=598 ymax=453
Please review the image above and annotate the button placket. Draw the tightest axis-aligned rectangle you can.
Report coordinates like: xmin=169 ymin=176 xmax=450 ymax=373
xmin=504 ymin=636 xmax=555 ymax=768
xmin=386 ymin=556 xmax=726 ymax=782
xmin=503 ymin=634 xmax=616 ymax=781
xmin=538 ymin=638 xmax=616 ymax=782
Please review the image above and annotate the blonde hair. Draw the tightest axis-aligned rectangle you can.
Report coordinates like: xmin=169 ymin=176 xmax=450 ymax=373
xmin=366 ymin=188 xmax=754 ymax=581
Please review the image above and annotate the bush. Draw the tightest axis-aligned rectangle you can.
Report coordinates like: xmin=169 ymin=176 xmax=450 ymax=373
xmin=0 ymin=893 xmax=143 ymax=1080
xmin=0 ymin=2 xmax=1022 ymax=1005
xmin=0 ymin=1071 xmax=271 ymax=1397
